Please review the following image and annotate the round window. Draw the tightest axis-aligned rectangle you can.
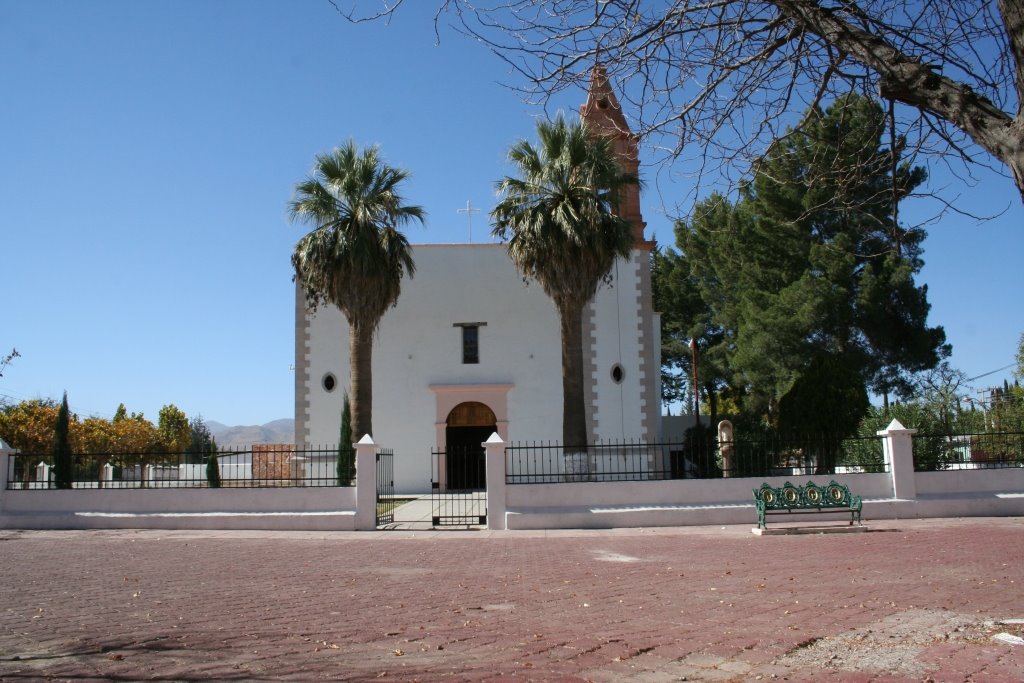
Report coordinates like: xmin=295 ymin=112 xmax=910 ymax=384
xmin=322 ymin=373 xmax=337 ymax=392
xmin=611 ymin=364 xmax=625 ymax=384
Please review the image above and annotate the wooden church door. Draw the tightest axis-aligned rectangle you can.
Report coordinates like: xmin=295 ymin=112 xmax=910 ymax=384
xmin=444 ymin=401 xmax=496 ymax=490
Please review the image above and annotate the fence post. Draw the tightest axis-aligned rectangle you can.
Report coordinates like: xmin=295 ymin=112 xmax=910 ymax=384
xmin=484 ymin=432 xmax=506 ymax=531
xmin=878 ymin=419 xmax=917 ymax=500
xmin=101 ymin=463 xmax=114 ymax=488
xmin=289 ymin=445 xmax=308 ymax=486
xmin=1 ymin=442 xmax=16 ymax=499
xmin=35 ymin=462 xmax=51 ymax=489
xmin=354 ymin=434 xmax=378 ymax=531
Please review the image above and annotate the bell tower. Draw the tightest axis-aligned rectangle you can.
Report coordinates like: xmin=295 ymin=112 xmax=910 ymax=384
xmin=579 ymin=64 xmax=648 ymax=248
xmin=579 ymin=64 xmax=661 ymax=444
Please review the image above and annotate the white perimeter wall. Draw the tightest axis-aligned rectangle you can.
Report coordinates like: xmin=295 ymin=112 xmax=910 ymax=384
xmin=4 ymin=440 xmax=1022 ymax=531
xmin=301 ymin=244 xmax=653 ymax=492
xmin=0 ymin=486 xmax=358 ymax=531
xmin=498 ymin=469 xmax=1024 ymax=530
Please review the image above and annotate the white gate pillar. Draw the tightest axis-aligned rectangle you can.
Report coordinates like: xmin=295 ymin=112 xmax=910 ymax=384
xmin=484 ymin=433 xmax=507 ymax=530
xmin=354 ymin=435 xmax=378 ymax=531
xmin=35 ymin=461 xmax=51 ymax=489
xmin=0 ymin=443 xmax=16 ymax=499
xmin=879 ymin=419 xmax=917 ymax=500
xmin=100 ymin=463 xmax=114 ymax=488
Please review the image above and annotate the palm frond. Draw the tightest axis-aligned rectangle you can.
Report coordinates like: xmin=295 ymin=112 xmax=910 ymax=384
xmin=492 ymin=114 xmax=637 ymax=307
xmin=287 ymin=140 xmax=425 ymax=325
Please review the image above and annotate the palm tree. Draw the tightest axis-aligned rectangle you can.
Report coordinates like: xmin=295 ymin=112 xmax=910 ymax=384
xmin=492 ymin=114 xmax=638 ymax=453
xmin=289 ymin=141 xmax=424 ymax=440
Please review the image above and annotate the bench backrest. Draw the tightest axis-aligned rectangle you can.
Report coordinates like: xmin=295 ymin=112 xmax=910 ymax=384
xmin=753 ymin=480 xmax=861 ymax=510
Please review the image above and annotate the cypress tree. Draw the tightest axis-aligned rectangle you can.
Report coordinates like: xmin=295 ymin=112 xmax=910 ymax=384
xmin=205 ymin=437 xmax=221 ymax=488
xmin=52 ymin=391 xmax=73 ymax=489
xmin=337 ymin=393 xmax=355 ymax=486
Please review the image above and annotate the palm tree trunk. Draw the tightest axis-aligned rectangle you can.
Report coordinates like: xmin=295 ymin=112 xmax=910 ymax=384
xmin=559 ymin=297 xmax=589 ymax=452
xmin=349 ymin=321 xmax=375 ymax=441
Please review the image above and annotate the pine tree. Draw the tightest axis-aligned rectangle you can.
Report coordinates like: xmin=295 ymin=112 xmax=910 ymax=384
xmin=669 ymin=95 xmax=947 ymax=423
xmin=187 ymin=415 xmax=214 ymax=465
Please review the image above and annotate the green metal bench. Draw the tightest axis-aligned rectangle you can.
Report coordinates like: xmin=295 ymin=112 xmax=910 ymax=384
xmin=753 ymin=480 xmax=862 ymax=529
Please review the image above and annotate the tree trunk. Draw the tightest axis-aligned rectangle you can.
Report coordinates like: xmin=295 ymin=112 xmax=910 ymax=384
xmin=773 ymin=0 xmax=1024 ymax=204
xmin=706 ymin=382 xmax=719 ymax=428
xmin=349 ymin=321 xmax=375 ymax=442
xmin=558 ymin=298 xmax=589 ymax=452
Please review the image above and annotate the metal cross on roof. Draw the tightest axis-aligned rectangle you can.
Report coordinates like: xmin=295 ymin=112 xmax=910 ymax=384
xmin=457 ymin=200 xmax=481 ymax=243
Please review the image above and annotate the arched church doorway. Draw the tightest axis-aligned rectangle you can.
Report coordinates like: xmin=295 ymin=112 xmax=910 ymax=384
xmin=445 ymin=401 xmax=496 ymax=490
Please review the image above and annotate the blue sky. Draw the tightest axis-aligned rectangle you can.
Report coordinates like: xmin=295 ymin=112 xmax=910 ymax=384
xmin=2 ymin=1 xmax=1021 ymax=426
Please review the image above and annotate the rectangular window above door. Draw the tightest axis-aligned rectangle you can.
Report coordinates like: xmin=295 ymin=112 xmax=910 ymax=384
xmin=454 ymin=322 xmax=486 ymax=364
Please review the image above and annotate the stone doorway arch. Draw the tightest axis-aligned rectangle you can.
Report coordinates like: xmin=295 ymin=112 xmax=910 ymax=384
xmin=429 ymin=384 xmax=511 ymax=493
xmin=445 ymin=402 xmax=497 ymax=490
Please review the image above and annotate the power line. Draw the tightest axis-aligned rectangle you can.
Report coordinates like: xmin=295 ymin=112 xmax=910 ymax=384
xmin=966 ymin=363 xmax=1016 ymax=383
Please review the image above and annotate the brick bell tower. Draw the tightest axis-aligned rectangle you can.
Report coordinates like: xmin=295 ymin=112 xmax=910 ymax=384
xmin=578 ymin=63 xmax=661 ymax=443
xmin=579 ymin=63 xmax=649 ymax=249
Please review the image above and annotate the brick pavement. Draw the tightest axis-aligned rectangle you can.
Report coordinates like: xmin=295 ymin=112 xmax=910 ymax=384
xmin=0 ymin=518 xmax=1022 ymax=682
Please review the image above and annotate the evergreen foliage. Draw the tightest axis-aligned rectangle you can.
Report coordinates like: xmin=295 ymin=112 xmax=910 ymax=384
xmin=777 ymin=355 xmax=870 ymax=472
xmin=205 ymin=437 xmax=221 ymax=488
xmin=187 ymin=415 xmax=214 ymax=464
xmin=337 ymin=393 xmax=355 ymax=486
xmin=664 ymin=95 xmax=947 ymax=424
xmin=778 ymin=355 xmax=870 ymax=439
xmin=653 ymin=243 xmax=731 ymax=421
xmin=988 ymin=380 xmax=1024 ymax=433
xmin=52 ymin=391 xmax=73 ymax=489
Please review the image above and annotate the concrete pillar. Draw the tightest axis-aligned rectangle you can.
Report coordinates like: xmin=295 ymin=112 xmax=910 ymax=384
xmin=879 ymin=419 xmax=917 ymax=500
xmin=35 ymin=461 xmax=51 ymax=489
xmin=718 ymin=420 xmax=734 ymax=478
xmin=142 ymin=464 xmax=153 ymax=488
xmin=101 ymin=463 xmax=114 ymax=488
xmin=484 ymin=432 xmax=506 ymax=531
xmin=290 ymin=452 xmax=308 ymax=487
xmin=2 ymin=444 xmax=16 ymax=491
xmin=0 ymin=446 xmax=15 ymax=499
xmin=354 ymin=434 xmax=377 ymax=531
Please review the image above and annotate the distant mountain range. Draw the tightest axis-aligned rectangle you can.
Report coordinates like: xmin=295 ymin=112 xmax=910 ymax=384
xmin=206 ymin=419 xmax=294 ymax=447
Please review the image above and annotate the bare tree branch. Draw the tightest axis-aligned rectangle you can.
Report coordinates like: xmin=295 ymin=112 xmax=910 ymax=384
xmin=343 ymin=0 xmax=1024 ymax=207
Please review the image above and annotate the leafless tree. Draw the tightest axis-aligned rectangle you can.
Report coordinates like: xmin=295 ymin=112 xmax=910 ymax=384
xmin=0 ymin=348 xmax=18 ymax=380
xmin=339 ymin=0 xmax=1024 ymax=208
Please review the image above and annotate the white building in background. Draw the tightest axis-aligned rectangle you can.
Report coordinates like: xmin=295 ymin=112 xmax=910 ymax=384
xmin=294 ymin=66 xmax=661 ymax=493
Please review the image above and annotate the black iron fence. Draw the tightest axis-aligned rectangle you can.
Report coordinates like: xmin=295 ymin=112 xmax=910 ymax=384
xmin=506 ymin=434 xmax=887 ymax=484
xmin=376 ymin=448 xmax=396 ymax=526
xmin=912 ymin=431 xmax=1024 ymax=471
xmin=4 ymin=445 xmax=354 ymax=489
xmin=431 ymin=449 xmax=487 ymax=526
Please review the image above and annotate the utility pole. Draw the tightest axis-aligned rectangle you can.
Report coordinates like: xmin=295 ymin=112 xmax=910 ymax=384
xmin=690 ymin=338 xmax=700 ymax=423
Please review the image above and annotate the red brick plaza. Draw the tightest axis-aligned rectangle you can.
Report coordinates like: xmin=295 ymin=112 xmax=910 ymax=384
xmin=1 ymin=518 xmax=1022 ymax=682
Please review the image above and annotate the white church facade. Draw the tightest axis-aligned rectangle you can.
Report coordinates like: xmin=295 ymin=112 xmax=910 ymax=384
xmin=294 ymin=68 xmax=662 ymax=493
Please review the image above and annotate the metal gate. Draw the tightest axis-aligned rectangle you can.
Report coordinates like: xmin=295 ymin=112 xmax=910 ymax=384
xmin=430 ymin=448 xmax=487 ymax=526
xmin=375 ymin=448 xmax=396 ymax=527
